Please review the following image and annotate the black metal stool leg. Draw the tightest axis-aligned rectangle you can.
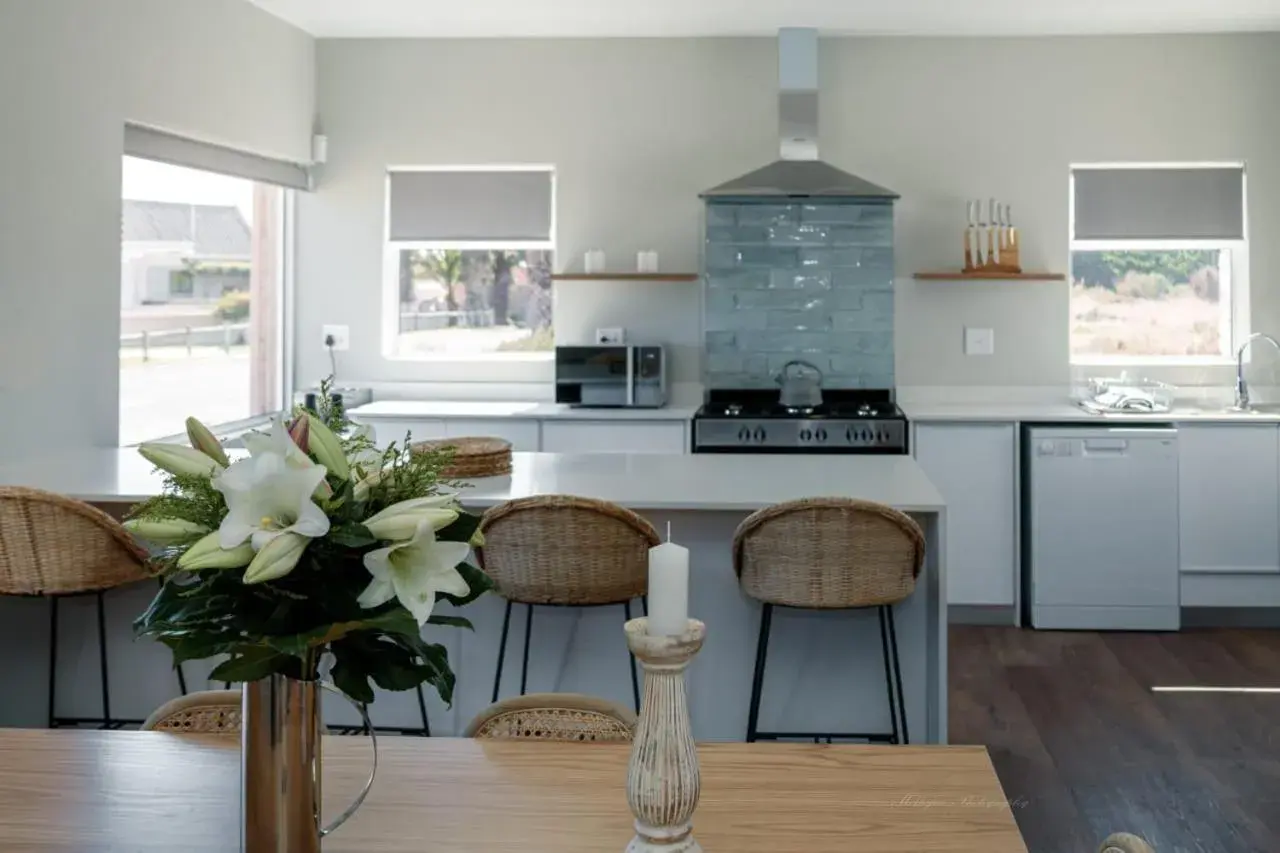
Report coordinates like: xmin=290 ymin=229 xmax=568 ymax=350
xmin=745 ymin=603 xmax=773 ymax=743
xmin=640 ymin=595 xmax=648 ymax=617
xmin=492 ymin=599 xmax=513 ymax=703
xmin=878 ymin=606 xmax=900 ymax=745
xmin=886 ymin=604 xmax=908 ymax=745
xmin=415 ymin=684 xmax=431 ymax=736
xmin=624 ymin=600 xmax=640 ymax=712
xmin=47 ymin=597 xmax=59 ymax=729
xmin=519 ymin=604 xmax=533 ymax=696
xmin=96 ymin=592 xmax=113 ymax=729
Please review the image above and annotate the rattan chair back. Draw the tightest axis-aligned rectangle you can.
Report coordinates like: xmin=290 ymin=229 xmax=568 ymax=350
xmin=477 ymin=495 xmax=659 ymax=605
xmin=465 ymin=692 xmax=637 ymax=742
xmin=142 ymin=690 xmax=242 ymax=733
xmin=733 ymin=498 xmax=924 ymax=608
xmin=0 ymin=487 xmax=151 ymax=596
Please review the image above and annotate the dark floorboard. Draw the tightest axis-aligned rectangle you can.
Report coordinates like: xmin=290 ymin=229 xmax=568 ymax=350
xmin=950 ymin=626 xmax=1280 ymax=853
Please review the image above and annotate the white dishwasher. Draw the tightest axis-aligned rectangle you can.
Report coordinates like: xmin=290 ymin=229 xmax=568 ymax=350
xmin=1024 ymin=426 xmax=1180 ymax=630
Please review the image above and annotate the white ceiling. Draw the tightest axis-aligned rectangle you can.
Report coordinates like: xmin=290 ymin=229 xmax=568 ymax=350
xmin=247 ymin=0 xmax=1280 ymax=38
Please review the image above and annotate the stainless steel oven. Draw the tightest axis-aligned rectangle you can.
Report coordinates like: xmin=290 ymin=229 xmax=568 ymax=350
xmin=554 ymin=345 xmax=666 ymax=408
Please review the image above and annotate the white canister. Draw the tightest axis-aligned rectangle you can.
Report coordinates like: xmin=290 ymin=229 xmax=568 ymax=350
xmin=584 ymin=249 xmax=606 ymax=274
xmin=637 ymin=250 xmax=659 ymax=273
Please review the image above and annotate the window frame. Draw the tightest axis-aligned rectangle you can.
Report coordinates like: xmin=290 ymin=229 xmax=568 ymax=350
xmin=381 ymin=166 xmax=557 ymax=371
xmin=119 ymin=157 xmax=295 ymax=445
xmin=1068 ymin=164 xmax=1249 ymax=367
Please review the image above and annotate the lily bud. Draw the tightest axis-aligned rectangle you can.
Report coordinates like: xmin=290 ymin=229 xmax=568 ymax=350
xmin=287 ymin=415 xmax=310 ymax=454
xmin=242 ymin=532 xmax=309 ymax=584
xmin=185 ymin=417 xmax=230 ymax=467
xmin=178 ymin=531 xmax=255 ymax=570
xmin=362 ymin=495 xmax=460 ymax=541
xmin=124 ymin=517 xmax=210 ymax=546
xmin=139 ymin=443 xmax=222 ymax=478
xmin=305 ymin=413 xmax=350 ymax=480
xmin=469 ymin=528 xmax=485 ymax=548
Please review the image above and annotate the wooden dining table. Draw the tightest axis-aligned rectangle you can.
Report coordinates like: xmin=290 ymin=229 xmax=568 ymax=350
xmin=0 ymin=729 xmax=1028 ymax=852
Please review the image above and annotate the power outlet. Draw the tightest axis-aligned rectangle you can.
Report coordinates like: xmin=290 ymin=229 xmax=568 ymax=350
xmin=964 ymin=327 xmax=995 ymax=356
xmin=322 ymin=324 xmax=351 ymax=351
xmin=596 ymin=327 xmax=625 ymax=345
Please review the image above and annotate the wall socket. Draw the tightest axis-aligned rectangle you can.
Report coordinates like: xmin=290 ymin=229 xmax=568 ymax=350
xmin=322 ymin=324 xmax=351 ymax=351
xmin=964 ymin=327 xmax=995 ymax=356
xmin=596 ymin=327 xmax=625 ymax=344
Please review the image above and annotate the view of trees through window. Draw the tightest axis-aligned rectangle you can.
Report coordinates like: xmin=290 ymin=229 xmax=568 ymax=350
xmin=393 ymin=248 xmax=554 ymax=356
xmin=1070 ymin=249 xmax=1228 ymax=358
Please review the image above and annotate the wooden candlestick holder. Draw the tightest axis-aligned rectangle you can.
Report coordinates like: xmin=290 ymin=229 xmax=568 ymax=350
xmin=623 ymin=618 xmax=706 ymax=853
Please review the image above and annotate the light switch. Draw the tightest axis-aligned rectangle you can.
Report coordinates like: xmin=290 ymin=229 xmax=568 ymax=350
xmin=964 ymin=327 xmax=995 ymax=356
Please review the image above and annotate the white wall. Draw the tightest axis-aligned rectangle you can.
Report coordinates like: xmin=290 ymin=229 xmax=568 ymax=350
xmin=0 ymin=0 xmax=314 ymax=450
xmin=299 ymin=34 xmax=1280 ymax=392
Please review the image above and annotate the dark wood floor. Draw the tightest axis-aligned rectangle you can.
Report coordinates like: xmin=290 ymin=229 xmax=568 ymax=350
xmin=950 ymin=626 xmax=1280 ymax=853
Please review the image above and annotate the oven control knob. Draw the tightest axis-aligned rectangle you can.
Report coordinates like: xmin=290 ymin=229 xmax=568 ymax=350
xmin=799 ymin=428 xmax=812 ymax=441
xmin=845 ymin=426 xmax=855 ymax=443
xmin=753 ymin=427 xmax=767 ymax=443
xmin=815 ymin=427 xmax=828 ymax=442
xmin=738 ymin=427 xmax=751 ymax=442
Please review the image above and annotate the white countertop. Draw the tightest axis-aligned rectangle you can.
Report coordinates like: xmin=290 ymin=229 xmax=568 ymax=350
xmin=0 ymin=450 xmax=945 ymax=514
xmin=902 ymin=399 xmax=1280 ymax=423
xmin=349 ymin=400 xmax=697 ymax=422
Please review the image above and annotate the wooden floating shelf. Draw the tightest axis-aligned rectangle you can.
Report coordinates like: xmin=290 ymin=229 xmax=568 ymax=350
xmin=913 ymin=271 xmax=1066 ymax=281
xmin=551 ymin=272 xmax=699 ymax=282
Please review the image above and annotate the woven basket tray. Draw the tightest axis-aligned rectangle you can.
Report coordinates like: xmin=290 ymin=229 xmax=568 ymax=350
xmin=413 ymin=436 xmax=513 ymax=479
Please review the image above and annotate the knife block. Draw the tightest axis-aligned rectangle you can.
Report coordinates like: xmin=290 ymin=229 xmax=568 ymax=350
xmin=963 ymin=225 xmax=1021 ymax=274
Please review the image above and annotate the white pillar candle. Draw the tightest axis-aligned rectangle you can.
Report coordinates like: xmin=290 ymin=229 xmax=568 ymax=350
xmin=647 ymin=523 xmax=689 ymax=636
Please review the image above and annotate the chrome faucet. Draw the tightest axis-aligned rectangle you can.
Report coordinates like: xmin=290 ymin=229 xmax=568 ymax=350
xmin=1234 ymin=333 xmax=1280 ymax=411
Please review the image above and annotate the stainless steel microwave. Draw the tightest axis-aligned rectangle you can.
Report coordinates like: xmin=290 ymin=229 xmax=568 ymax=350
xmin=554 ymin=345 xmax=667 ymax=408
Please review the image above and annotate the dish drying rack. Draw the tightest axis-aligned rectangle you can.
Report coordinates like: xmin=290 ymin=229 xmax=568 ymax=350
xmin=1073 ymin=375 xmax=1176 ymax=414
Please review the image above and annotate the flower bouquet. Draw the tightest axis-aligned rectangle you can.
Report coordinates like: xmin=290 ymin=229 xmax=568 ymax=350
xmin=125 ymin=390 xmax=492 ymax=850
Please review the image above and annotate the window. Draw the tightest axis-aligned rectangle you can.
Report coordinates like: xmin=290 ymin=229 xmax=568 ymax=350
xmin=384 ymin=167 xmax=555 ymax=358
xmin=120 ymin=126 xmax=303 ymax=445
xmin=1069 ymin=163 xmax=1247 ymax=363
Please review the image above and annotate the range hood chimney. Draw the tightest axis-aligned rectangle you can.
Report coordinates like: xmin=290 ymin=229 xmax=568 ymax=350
xmin=700 ymin=28 xmax=897 ymax=200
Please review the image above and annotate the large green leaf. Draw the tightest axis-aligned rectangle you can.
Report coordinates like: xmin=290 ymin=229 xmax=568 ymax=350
xmin=210 ymin=647 xmax=291 ymax=683
xmin=331 ymin=650 xmax=375 ymax=704
xmin=436 ymin=562 xmax=493 ymax=608
xmin=425 ymin=614 xmax=473 ymax=630
xmin=329 ymin=522 xmax=377 ymax=549
xmin=438 ymin=512 xmax=481 ymax=544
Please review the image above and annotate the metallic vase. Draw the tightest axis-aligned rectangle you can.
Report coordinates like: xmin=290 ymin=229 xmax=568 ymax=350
xmin=241 ymin=674 xmax=376 ymax=853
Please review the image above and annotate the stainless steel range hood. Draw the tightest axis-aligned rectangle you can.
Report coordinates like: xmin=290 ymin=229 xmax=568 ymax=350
xmin=700 ymin=28 xmax=897 ymax=201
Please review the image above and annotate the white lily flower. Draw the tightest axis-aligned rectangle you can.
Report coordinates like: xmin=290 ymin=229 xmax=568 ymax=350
xmin=362 ymin=495 xmax=460 ymax=542
xmin=244 ymin=415 xmax=332 ymax=499
xmin=138 ymin=443 xmax=222 ymax=478
xmin=178 ymin=531 xmax=255 ymax=570
xmin=123 ymin=517 xmax=209 ymax=546
xmin=358 ymin=519 xmax=471 ymax=626
xmin=213 ymin=446 xmax=330 ymax=551
xmin=243 ymin=531 xmax=309 ymax=584
xmin=305 ymin=413 xmax=350 ymax=480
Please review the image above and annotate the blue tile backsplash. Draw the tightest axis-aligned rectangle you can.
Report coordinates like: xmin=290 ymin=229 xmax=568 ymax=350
xmin=703 ymin=201 xmax=896 ymax=389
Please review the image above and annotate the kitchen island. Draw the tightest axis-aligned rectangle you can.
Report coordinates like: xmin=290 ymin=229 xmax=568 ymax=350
xmin=0 ymin=451 xmax=947 ymax=742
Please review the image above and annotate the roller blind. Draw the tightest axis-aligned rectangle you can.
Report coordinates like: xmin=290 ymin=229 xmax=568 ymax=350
xmin=124 ymin=124 xmax=310 ymax=191
xmin=1072 ymin=165 xmax=1245 ymax=241
xmin=387 ymin=169 xmax=554 ymax=243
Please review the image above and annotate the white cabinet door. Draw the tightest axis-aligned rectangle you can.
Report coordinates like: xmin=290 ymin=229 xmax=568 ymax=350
xmin=541 ymin=421 xmax=688 ymax=454
xmin=355 ymin=418 xmax=447 ymax=445
xmin=913 ymin=423 xmax=1017 ymax=606
xmin=443 ymin=419 xmax=540 ymax=452
xmin=1178 ymin=425 xmax=1280 ymax=573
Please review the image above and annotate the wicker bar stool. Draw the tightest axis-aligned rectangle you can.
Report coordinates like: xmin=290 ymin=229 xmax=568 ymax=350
xmin=0 ymin=487 xmax=187 ymax=729
xmin=733 ymin=497 xmax=924 ymax=744
xmin=465 ymin=692 xmax=637 ymax=742
xmin=477 ymin=495 xmax=659 ymax=711
xmin=143 ymin=689 xmax=241 ymax=733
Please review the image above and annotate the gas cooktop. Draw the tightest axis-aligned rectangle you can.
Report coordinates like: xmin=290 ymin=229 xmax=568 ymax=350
xmin=693 ymin=390 xmax=908 ymax=454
